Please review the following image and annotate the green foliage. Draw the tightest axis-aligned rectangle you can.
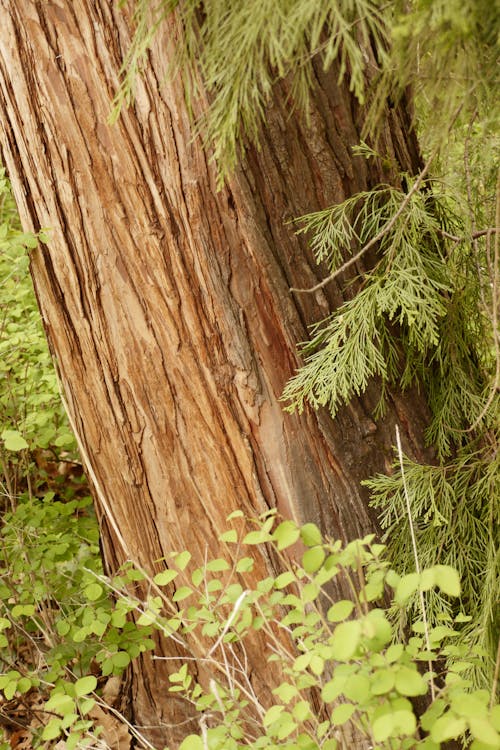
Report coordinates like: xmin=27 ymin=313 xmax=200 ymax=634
xmin=0 ymin=490 xmax=156 ymax=747
xmin=75 ymin=514 xmax=499 ymax=749
xmin=0 ymin=169 xmax=76 ymax=463
xmin=373 ymin=0 xmax=500 ymax=153
xmin=282 ymin=184 xmax=462 ymax=420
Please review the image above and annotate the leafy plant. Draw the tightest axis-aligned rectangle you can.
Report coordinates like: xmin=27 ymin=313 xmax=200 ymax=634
xmin=0 ymin=168 xmax=75 ymax=483
xmin=85 ymin=513 xmax=500 ymax=749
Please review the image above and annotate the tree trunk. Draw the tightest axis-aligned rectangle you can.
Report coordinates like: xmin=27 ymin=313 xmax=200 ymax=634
xmin=0 ymin=2 xmax=432 ymax=746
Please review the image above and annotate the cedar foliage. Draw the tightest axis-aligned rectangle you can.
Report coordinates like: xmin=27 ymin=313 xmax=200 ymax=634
xmin=117 ymin=0 xmax=499 ymax=686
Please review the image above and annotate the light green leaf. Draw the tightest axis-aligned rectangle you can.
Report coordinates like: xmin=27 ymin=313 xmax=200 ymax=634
xmin=45 ymin=692 xmax=75 ymax=716
xmin=226 ymin=510 xmax=244 ymax=521
xmin=243 ymin=530 xmax=272 ymax=544
xmin=42 ymin=718 xmax=62 ymax=741
xmin=173 ymin=551 xmax=192 ymax=570
xmin=302 ymin=546 xmax=325 ymax=573
xmin=1 ymin=429 xmax=29 ymax=451
xmin=236 ymin=557 xmax=254 ymax=572
xmin=394 ymin=666 xmax=428 ymax=696
xmin=274 ymin=571 xmax=296 ymax=589
xmin=395 ymin=573 xmax=420 ymax=604
xmin=344 ymin=674 xmax=371 ymax=703
xmin=273 ymin=520 xmax=301 ymax=550
xmin=153 ymin=569 xmax=178 ymax=586
xmin=331 ymin=703 xmax=356 ymax=725
xmin=179 ymin=735 xmax=204 ymax=750
xmin=300 ymin=523 xmax=322 ymax=547
xmin=263 ymin=704 xmax=284 ymax=727
xmin=371 ymin=668 xmax=395 ymax=695
xmin=330 ymin=621 xmax=361 ymax=660
xmin=206 ymin=558 xmax=230 ymax=572
xmin=468 ymin=718 xmax=500 ymax=747
xmin=173 ymin=586 xmax=193 ymax=602
xmin=112 ymin=652 xmax=131 ymax=668
xmin=74 ymin=676 xmax=97 ymax=697
xmin=327 ymin=600 xmax=355 ymax=622
xmin=434 ymin=565 xmax=461 ymax=597
xmin=84 ymin=583 xmax=103 ymax=601
xmin=219 ymin=529 xmax=238 ymax=543
xmin=431 ymin=714 xmax=468 ymax=742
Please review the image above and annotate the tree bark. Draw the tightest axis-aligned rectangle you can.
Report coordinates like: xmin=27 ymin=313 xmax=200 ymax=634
xmin=0 ymin=2 xmax=432 ymax=746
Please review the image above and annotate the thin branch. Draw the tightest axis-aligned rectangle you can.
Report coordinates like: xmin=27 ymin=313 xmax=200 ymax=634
xmin=490 ymin=635 xmax=500 ymax=710
xmin=437 ymin=227 xmax=500 ymax=243
xmin=395 ymin=426 xmax=436 ymax=701
xmin=207 ymin=589 xmax=249 ymax=656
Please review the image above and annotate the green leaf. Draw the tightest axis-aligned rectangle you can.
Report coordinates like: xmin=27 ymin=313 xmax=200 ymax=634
xmin=1 ymin=429 xmax=29 ymax=451
xmin=322 ymin=676 xmax=345 ymax=703
xmin=226 ymin=510 xmax=244 ymax=521
xmin=344 ymin=674 xmax=371 ymax=703
xmin=236 ymin=556 xmax=254 ymax=572
xmin=302 ymin=546 xmax=325 ymax=573
xmin=395 ymin=573 xmax=420 ymax=604
xmin=17 ymin=678 xmax=32 ymax=694
xmin=45 ymin=692 xmax=75 ymax=716
xmin=42 ymin=718 xmax=62 ymax=741
xmin=84 ymin=583 xmax=103 ymax=601
xmin=274 ymin=571 xmax=296 ymax=589
xmin=206 ymin=558 xmax=230 ymax=572
xmin=219 ymin=529 xmax=238 ymax=543
xmin=74 ymin=676 xmax=97 ymax=697
xmin=371 ymin=668 xmax=395 ymax=695
xmin=112 ymin=652 xmax=131 ymax=669
xmin=173 ymin=586 xmax=193 ymax=602
xmin=327 ymin=600 xmax=355 ymax=622
xmin=331 ymin=703 xmax=355 ymax=725
xmin=330 ymin=621 xmax=361 ymax=660
xmin=153 ymin=569 xmax=178 ymax=586
xmin=273 ymin=682 xmax=298 ymax=703
xmin=431 ymin=714 xmax=468 ymax=742
xmin=434 ymin=565 xmax=461 ymax=597
xmin=273 ymin=520 xmax=301 ymax=550
xmin=292 ymin=700 xmax=311 ymax=722
xmin=173 ymin=551 xmax=191 ymax=570
xmin=468 ymin=718 xmax=500 ymax=747
xmin=179 ymin=735 xmax=204 ymax=750
xmin=300 ymin=523 xmax=322 ymax=547
xmin=373 ymin=710 xmax=417 ymax=741
xmin=263 ymin=704 xmax=285 ymax=727
xmin=243 ymin=529 xmax=272 ymax=544
xmin=394 ymin=666 xmax=428 ymax=696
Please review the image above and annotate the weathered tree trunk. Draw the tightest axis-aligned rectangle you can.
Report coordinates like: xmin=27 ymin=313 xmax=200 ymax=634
xmin=0 ymin=2 xmax=432 ymax=746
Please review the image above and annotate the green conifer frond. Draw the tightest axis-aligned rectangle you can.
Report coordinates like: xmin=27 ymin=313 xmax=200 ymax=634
xmin=284 ymin=184 xmax=460 ymax=419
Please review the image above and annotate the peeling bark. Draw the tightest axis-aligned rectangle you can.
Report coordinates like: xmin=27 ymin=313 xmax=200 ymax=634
xmin=0 ymin=2 xmax=432 ymax=746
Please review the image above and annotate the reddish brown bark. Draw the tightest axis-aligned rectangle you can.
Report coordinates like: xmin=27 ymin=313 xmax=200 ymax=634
xmin=0 ymin=2 xmax=432 ymax=746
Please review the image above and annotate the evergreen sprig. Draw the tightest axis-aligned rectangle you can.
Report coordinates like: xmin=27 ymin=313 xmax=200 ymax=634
xmin=283 ymin=184 xmax=457 ymax=424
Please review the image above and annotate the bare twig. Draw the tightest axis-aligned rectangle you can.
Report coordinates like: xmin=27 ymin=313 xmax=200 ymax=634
xmin=491 ymin=635 xmax=500 ymax=710
xmin=207 ymin=589 xmax=249 ymax=656
xmin=395 ymin=426 xmax=436 ymax=701
xmin=437 ymin=227 xmax=500 ymax=243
